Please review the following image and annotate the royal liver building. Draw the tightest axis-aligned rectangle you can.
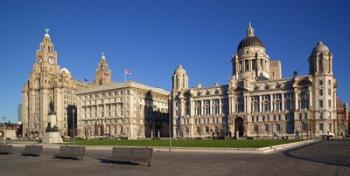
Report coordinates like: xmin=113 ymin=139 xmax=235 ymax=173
xmin=21 ymin=31 xmax=169 ymax=140
xmin=171 ymin=24 xmax=337 ymax=139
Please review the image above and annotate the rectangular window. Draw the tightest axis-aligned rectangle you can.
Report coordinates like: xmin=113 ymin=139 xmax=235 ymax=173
xmin=328 ymin=100 xmax=331 ymax=108
xmin=328 ymin=89 xmax=331 ymax=96
xmin=319 ymin=89 xmax=323 ymax=96
xmin=319 ymin=123 xmax=324 ymax=131
xmin=328 ymin=80 xmax=331 ymax=85
xmin=319 ymin=100 xmax=323 ymax=108
xmin=319 ymin=80 xmax=323 ymax=85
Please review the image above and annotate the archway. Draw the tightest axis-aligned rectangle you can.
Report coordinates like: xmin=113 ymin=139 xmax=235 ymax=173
xmin=235 ymin=117 xmax=244 ymax=138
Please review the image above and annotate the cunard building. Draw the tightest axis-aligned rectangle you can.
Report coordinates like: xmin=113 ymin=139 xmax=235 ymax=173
xmin=171 ymin=24 xmax=337 ymax=139
xmin=21 ymin=30 xmax=169 ymax=139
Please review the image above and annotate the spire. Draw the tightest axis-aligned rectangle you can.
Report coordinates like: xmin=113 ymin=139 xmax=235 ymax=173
xmin=95 ymin=53 xmax=112 ymax=85
xmin=247 ymin=22 xmax=254 ymax=37
xmin=44 ymin=28 xmax=50 ymax=38
xmin=97 ymin=52 xmax=110 ymax=71
xmin=101 ymin=52 xmax=106 ymax=60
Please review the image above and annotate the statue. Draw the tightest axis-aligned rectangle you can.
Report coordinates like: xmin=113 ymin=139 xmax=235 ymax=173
xmin=49 ymin=101 xmax=56 ymax=115
xmin=46 ymin=121 xmax=52 ymax=132
xmin=45 ymin=121 xmax=58 ymax=132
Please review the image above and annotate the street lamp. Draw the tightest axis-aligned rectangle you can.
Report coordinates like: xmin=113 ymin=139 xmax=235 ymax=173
xmin=168 ymin=113 xmax=172 ymax=152
xmin=72 ymin=108 xmax=76 ymax=145
xmin=2 ymin=116 xmax=6 ymax=144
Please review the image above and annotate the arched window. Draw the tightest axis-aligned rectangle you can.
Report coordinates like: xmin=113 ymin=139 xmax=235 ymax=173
xmin=265 ymin=124 xmax=269 ymax=132
xmin=205 ymin=126 xmax=209 ymax=133
xmin=254 ymin=125 xmax=259 ymax=133
xmin=276 ymin=124 xmax=281 ymax=133
xmin=196 ymin=127 xmax=201 ymax=134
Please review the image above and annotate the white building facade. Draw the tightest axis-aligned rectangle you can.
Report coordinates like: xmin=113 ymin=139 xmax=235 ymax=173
xmin=171 ymin=24 xmax=337 ymax=139
xmin=21 ymin=31 xmax=169 ymax=140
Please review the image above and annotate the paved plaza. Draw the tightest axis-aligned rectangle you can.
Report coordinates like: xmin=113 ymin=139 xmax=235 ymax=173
xmin=0 ymin=140 xmax=349 ymax=176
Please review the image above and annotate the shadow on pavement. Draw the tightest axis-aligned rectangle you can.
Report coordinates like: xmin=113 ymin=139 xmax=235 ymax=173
xmin=97 ymin=158 xmax=140 ymax=166
xmin=283 ymin=140 xmax=350 ymax=167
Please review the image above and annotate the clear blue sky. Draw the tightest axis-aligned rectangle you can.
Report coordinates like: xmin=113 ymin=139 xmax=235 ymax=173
xmin=0 ymin=0 xmax=349 ymax=122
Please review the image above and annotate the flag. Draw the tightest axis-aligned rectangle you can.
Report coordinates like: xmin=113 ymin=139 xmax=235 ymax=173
xmin=124 ymin=69 xmax=132 ymax=75
xmin=83 ymin=78 xmax=89 ymax=82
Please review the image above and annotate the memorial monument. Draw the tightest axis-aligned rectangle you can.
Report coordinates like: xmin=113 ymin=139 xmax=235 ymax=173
xmin=42 ymin=101 xmax=63 ymax=144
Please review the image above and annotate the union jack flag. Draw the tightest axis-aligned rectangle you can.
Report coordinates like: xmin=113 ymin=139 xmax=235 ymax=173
xmin=124 ymin=69 xmax=132 ymax=75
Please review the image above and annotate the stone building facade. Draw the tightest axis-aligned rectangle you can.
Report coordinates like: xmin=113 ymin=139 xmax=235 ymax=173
xmin=336 ymin=97 xmax=349 ymax=137
xmin=21 ymin=31 xmax=169 ymax=139
xmin=171 ymin=24 xmax=337 ymax=139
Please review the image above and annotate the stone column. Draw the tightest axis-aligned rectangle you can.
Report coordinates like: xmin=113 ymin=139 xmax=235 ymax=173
xmin=270 ymin=94 xmax=273 ymax=112
xmin=281 ymin=93 xmax=285 ymax=111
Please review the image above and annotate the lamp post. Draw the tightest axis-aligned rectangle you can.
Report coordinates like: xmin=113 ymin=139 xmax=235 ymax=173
xmin=2 ymin=116 xmax=6 ymax=144
xmin=72 ymin=108 xmax=76 ymax=145
xmin=168 ymin=114 xmax=172 ymax=152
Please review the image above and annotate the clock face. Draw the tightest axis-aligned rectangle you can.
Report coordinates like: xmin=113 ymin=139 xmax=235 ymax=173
xmin=48 ymin=57 xmax=55 ymax=64
xmin=37 ymin=57 xmax=43 ymax=63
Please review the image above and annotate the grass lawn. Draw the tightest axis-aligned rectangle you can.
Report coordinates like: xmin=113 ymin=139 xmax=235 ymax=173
xmin=69 ymin=139 xmax=299 ymax=148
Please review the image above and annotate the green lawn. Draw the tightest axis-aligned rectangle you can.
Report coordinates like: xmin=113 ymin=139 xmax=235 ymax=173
xmin=69 ymin=139 xmax=298 ymax=148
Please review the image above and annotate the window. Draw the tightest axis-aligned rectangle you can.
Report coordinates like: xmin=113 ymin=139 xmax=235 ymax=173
xmin=245 ymin=61 xmax=249 ymax=71
xmin=237 ymin=97 xmax=245 ymax=112
xmin=251 ymin=96 xmax=259 ymax=113
xmin=328 ymin=80 xmax=331 ymax=85
xmin=319 ymin=89 xmax=323 ymax=96
xmin=299 ymin=91 xmax=309 ymax=110
xmin=319 ymin=123 xmax=324 ymax=131
xmin=284 ymin=93 xmax=294 ymax=111
xmin=273 ymin=115 xmax=276 ymax=121
xmin=195 ymin=101 xmax=202 ymax=115
xmin=329 ymin=123 xmax=332 ymax=131
xmin=265 ymin=124 xmax=269 ymax=132
xmin=319 ymin=80 xmax=323 ymax=85
xmin=185 ymin=101 xmax=190 ymax=116
xmin=328 ymin=100 xmax=332 ymax=108
xmin=276 ymin=124 xmax=281 ymax=132
xmin=319 ymin=100 xmax=323 ymax=108
xmin=204 ymin=100 xmax=210 ymax=115
xmin=256 ymin=116 xmax=259 ymax=122
xmin=213 ymin=99 xmax=219 ymax=115
xmin=328 ymin=89 xmax=331 ymax=96
xmin=262 ymin=95 xmax=270 ymax=112
xmin=273 ymin=94 xmax=282 ymax=112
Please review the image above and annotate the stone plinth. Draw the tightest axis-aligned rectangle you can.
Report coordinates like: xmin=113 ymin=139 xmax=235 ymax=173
xmin=42 ymin=132 xmax=63 ymax=144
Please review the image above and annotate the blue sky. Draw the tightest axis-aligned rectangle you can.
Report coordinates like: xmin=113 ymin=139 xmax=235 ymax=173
xmin=0 ymin=0 xmax=349 ymax=122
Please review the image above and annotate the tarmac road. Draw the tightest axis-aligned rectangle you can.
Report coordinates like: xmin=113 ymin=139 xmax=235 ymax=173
xmin=0 ymin=139 xmax=349 ymax=176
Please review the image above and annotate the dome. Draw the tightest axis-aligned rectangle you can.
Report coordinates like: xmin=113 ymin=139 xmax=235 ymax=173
xmin=174 ymin=65 xmax=187 ymax=74
xmin=312 ymin=41 xmax=329 ymax=53
xmin=237 ymin=23 xmax=265 ymax=50
xmin=237 ymin=36 xmax=265 ymax=50
xmin=60 ymin=67 xmax=71 ymax=75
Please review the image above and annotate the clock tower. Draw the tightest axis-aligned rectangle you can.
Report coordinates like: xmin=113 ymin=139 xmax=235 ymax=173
xmin=94 ymin=53 xmax=112 ymax=86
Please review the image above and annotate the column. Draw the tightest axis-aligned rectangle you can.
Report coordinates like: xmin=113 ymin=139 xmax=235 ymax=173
xmin=201 ymin=100 xmax=204 ymax=116
xmin=219 ymin=98 xmax=222 ymax=114
xmin=270 ymin=94 xmax=273 ymax=112
xmin=259 ymin=95 xmax=263 ymax=113
xmin=281 ymin=93 xmax=285 ymax=111
xmin=210 ymin=99 xmax=213 ymax=115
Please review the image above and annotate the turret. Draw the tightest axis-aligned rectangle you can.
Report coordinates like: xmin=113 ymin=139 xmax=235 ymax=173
xmin=309 ymin=41 xmax=333 ymax=75
xmin=172 ymin=65 xmax=189 ymax=91
xmin=94 ymin=53 xmax=112 ymax=86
